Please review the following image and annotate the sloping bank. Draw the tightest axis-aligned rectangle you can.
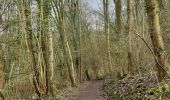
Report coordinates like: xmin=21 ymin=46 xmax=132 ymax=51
xmin=103 ymin=74 xmax=170 ymax=100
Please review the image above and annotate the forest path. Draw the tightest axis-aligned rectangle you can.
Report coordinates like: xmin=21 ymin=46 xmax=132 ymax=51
xmin=65 ymin=80 xmax=105 ymax=100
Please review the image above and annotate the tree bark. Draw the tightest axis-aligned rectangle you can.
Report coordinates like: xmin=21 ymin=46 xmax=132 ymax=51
xmin=42 ymin=0 xmax=54 ymax=95
xmin=145 ymin=0 xmax=167 ymax=81
xmin=0 ymin=59 xmax=4 ymax=100
xmin=103 ymin=0 xmax=112 ymax=73
xmin=126 ymin=0 xmax=135 ymax=75
xmin=53 ymin=0 xmax=76 ymax=86
xmin=18 ymin=0 xmax=42 ymax=96
xmin=0 ymin=4 xmax=4 ymax=100
xmin=70 ymin=0 xmax=82 ymax=83
xmin=114 ymin=0 xmax=121 ymax=35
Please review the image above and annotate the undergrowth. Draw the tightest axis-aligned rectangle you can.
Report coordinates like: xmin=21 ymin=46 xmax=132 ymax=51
xmin=103 ymin=73 xmax=170 ymax=100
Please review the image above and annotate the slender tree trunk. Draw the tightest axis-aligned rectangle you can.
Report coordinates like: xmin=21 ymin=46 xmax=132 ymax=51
xmin=53 ymin=0 xmax=76 ymax=86
xmin=126 ymin=0 xmax=135 ymax=75
xmin=18 ymin=0 xmax=41 ymax=96
xmin=0 ymin=4 xmax=4 ymax=99
xmin=0 ymin=4 xmax=2 ymax=27
xmin=103 ymin=0 xmax=112 ymax=73
xmin=19 ymin=0 xmax=51 ymax=97
xmin=19 ymin=0 xmax=45 ymax=96
xmin=58 ymin=24 xmax=76 ymax=86
xmin=42 ymin=0 xmax=54 ymax=95
xmin=79 ymin=23 xmax=82 ymax=83
xmin=36 ymin=0 xmax=55 ymax=95
xmin=46 ymin=30 xmax=54 ymax=96
xmin=114 ymin=0 xmax=121 ymax=35
xmin=0 ymin=59 xmax=4 ymax=100
xmin=17 ymin=0 xmax=30 ymax=54
xmin=114 ymin=0 xmax=123 ymax=76
xmin=145 ymin=0 xmax=167 ymax=81
xmin=70 ymin=0 xmax=79 ymax=82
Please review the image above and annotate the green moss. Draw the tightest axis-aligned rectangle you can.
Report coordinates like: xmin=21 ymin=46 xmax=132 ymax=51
xmin=162 ymin=83 xmax=170 ymax=93
xmin=147 ymin=86 xmax=160 ymax=96
xmin=142 ymin=95 xmax=151 ymax=100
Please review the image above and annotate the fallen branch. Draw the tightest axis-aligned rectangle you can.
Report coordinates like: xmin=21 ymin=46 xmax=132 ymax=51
xmin=133 ymin=32 xmax=168 ymax=78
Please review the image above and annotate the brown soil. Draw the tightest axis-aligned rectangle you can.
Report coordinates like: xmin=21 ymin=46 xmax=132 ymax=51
xmin=65 ymin=80 xmax=105 ymax=100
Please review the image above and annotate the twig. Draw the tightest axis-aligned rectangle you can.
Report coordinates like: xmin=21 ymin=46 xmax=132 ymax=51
xmin=1 ymin=1 xmax=13 ymax=16
xmin=133 ymin=32 xmax=168 ymax=77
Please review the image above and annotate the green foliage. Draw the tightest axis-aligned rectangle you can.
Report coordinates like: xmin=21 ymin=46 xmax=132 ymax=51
xmin=146 ymin=83 xmax=170 ymax=97
xmin=122 ymin=96 xmax=131 ymax=100
xmin=147 ymin=86 xmax=160 ymax=96
xmin=162 ymin=83 xmax=170 ymax=93
xmin=142 ymin=95 xmax=151 ymax=100
xmin=104 ymin=74 xmax=170 ymax=100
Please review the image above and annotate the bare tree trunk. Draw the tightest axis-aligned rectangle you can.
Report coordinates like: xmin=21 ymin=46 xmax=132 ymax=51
xmin=0 ymin=4 xmax=2 ymax=28
xmin=42 ymin=0 xmax=54 ymax=95
xmin=0 ymin=3 xmax=4 ymax=100
xmin=69 ymin=0 xmax=82 ymax=83
xmin=46 ymin=30 xmax=54 ymax=96
xmin=145 ymin=0 xmax=167 ymax=81
xmin=53 ymin=0 xmax=76 ymax=86
xmin=114 ymin=0 xmax=121 ymax=35
xmin=59 ymin=25 xmax=76 ymax=86
xmin=17 ymin=0 xmax=30 ymax=54
xmin=114 ymin=0 xmax=123 ymax=77
xmin=18 ymin=0 xmax=41 ymax=96
xmin=0 ymin=59 xmax=4 ymax=100
xmin=18 ymin=0 xmax=52 ymax=97
xmin=79 ymin=24 xmax=82 ymax=83
xmin=103 ymin=0 xmax=112 ymax=73
xmin=126 ymin=0 xmax=135 ymax=75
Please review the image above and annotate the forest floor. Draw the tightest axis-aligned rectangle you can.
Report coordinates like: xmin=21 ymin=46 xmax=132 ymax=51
xmin=64 ymin=80 xmax=106 ymax=100
xmin=103 ymin=73 xmax=170 ymax=100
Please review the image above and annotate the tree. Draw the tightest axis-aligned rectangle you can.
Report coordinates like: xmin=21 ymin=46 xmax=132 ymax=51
xmin=18 ymin=0 xmax=45 ymax=97
xmin=145 ymin=0 xmax=167 ymax=81
xmin=42 ymin=0 xmax=54 ymax=95
xmin=18 ymin=0 xmax=54 ymax=96
xmin=114 ymin=0 xmax=123 ymax=76
xmin=69 ymin=0 xmax=82 ymax=83
xmin=126 ymin=0 xmax=135 ymax=75
xmin=114 ymin=0 xmax=121 ymax=35
xmin=0 ymin=58 xmax=4 ymax=100
xmin=0 ymin=4 xmax=3 ymax=99
xmin=103 ymin=0 xmax=112 ymax=73
xmin=52 ymin=0 xmax=76 ymax=86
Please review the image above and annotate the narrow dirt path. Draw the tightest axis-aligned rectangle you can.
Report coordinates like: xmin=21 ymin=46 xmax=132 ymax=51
xmin=65 ymin=80 xmax=105 ymax=100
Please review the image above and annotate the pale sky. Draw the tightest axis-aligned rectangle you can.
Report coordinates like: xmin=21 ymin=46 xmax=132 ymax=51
xmin=86 ymin=0 xmax=115 ymax=29
xmin=87 ymin=0 xmax=100 ymax=10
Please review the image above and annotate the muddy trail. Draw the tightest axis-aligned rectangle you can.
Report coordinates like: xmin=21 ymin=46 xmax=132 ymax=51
xmin=65 ymin=80 xmax=105 ymax=100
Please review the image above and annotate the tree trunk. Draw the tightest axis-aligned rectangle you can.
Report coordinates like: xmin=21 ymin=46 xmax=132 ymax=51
xmin=69 ymin=0 xmax=81 ymax=83
xmin=0 ymin=4 xmax=4 ymax=100
xmin=18 ymin=0 xmax=42 ymax=96
xmin=0 ymin=59 xmax=4 ymax=100
xmin=114 ymin=0 xmax=121 ymax=35
xmin=103 ymin=0 xmax=112 ymax=73
xmin=145 ymin=0 xmax=167 ymax=82
xmin=126 ymin=0 xmax=135 ymax=75
xmin=42 ymin=0 xmax=54 ymax=95
xmin=114 ymin=0 xmax=122 ymax=77
xmin=53 ymin=0 xmax=76 ymax=86
xmin=58 ymin=25 xmax=76 ymax=86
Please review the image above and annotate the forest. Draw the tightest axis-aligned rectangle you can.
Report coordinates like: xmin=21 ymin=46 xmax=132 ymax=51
xmin=0 ymin=0 xmax=170 ymax=100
